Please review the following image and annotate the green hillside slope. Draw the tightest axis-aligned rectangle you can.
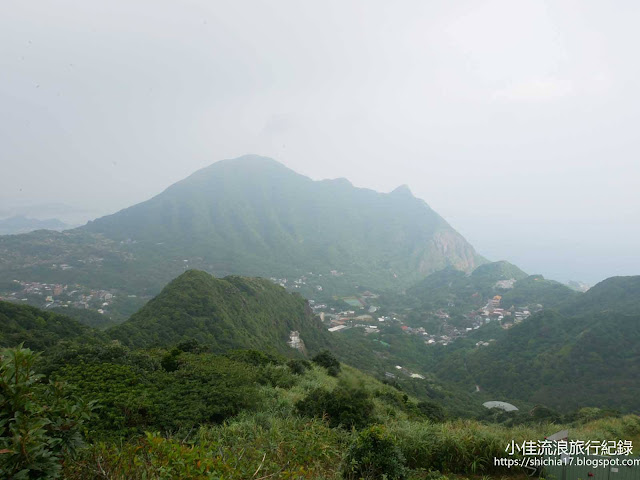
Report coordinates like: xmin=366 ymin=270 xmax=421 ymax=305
xmin=406 ymin=261 xmax=534 ymax=311
xmin=0 ymin=300 xmax=105 ymax=350
xmin=108 ymin=270 xmax=333 ymax=354
xmin=447 ymin=276 xmax=640 ymax=412
xmin=499 ymin=274 xmax=579 ymax=309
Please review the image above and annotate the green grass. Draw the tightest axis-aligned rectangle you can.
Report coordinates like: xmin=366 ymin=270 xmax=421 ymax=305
xmin=60 ymin=359 xmax=640 ymax=479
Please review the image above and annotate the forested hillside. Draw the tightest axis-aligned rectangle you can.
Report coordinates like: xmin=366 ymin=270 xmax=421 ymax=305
xmin=406 ymin=262 xmax=573 ymax=312
xmin=438 ymin=276 xmax=640 ymax=412
xmin=0 ymin=301 xmax=105 ymax=350
xmin=3 ymin=296 xmax=640 ymax=479
xmin=108 ymin=270 xmax=333 ymax=354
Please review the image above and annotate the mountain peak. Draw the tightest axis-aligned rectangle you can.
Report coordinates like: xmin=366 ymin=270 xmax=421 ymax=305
xmin=390 ymin=184 xmax=413 ymax=197
xmin=171 ymin=154 xmax=304 ymax=191
xmin=320 ymin=177 xmax=353 ymax=188
xmin=220 ymin=154 xmax=284 ymax=167
xmin=76 ymin=155 xmax=484 ymax=291
xmin=202 ymin=154 xmax=291 ymax=174
xmin=471 ymin=261 xmax=528 ymax=281
xmin=108 ymin=269 xmax=332 ymax=353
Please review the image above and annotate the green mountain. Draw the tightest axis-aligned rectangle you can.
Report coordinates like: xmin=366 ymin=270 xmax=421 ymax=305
xmin=559 ymin=275 xmax=640 ymax=316
xmin=108 ymin=270 xmax=333 ymax=355
xmin=405 ymin=261 xmax=531 ymax=311
xmin=470 ymin=261 xmax=528 ymax=283
xmin=0 ymin=300 xmax=104 ymax=350
xmin=441 ymin=275 xmax=640 ymax=412
xmin=0 ymin=155 xmax=484 ymax=296
xmin=498 ymin=274 xmax=579 ymax=309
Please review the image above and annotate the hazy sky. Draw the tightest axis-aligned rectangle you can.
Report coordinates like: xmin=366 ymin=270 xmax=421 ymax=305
xmin=2 ymin=0 xmax=639 ymax=284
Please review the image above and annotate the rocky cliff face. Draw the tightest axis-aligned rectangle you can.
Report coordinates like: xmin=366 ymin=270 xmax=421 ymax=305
xmin=422 ymin=229 xmax=485 ymax=275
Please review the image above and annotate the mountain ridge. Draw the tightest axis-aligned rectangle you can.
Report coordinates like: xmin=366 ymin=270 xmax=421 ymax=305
xmin=0 ymin=155 xmax=485 ymax=294
xmin=108 ymin=269 xmax=333 ymax=354
xmin=82 ymin=155 xmax=485 ymax=283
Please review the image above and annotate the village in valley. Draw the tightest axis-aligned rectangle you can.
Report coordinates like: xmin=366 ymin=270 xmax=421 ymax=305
xmin=0 ymin=279 xmax=118 ymax=313
xmin=291 ymin=274 xmax=541 ymax=350
xmin=0 ymin=278 xmax=147 ymax=323
xmin=311 ymin=293 xmax=535 ymax=345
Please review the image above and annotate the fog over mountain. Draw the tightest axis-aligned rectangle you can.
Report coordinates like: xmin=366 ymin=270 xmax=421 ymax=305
xmin=2 ymin=1 xmax=640 ymax=283
xmin=0 ymin=155 xmax=485 ymax=297
xmin=0 ymin=215 xmax=69 ymax=235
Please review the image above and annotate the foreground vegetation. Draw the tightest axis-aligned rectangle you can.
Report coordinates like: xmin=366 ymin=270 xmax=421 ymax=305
xmin=2 ymin=272 xmax=640 ymax=478
xmin=3 ymin=342 xmax=640 ymax=480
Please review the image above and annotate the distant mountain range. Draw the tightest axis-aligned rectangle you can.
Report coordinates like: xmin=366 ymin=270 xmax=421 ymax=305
xmin=0 ymin=155 xmax=485 ymax=294
xmin=0 ymin=215 xmax=69 ymax=235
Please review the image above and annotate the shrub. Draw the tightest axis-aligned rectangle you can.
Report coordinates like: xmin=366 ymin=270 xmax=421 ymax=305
xmin=0 ymin=346 xmax=94 ymax=479
xmin=296 ymin=382 xmax=374 ymax=430
xmin=571 ymin=407 xmax=619 ymax=423
xmin=258 ymin=364 xmax=297 ymax=389
xmin=312 ymin=350 xmax=341 ymax=376
xmin=65 ymin=417 xmax=347 ymax=479
xmin=417 ymin=400 xmax=446 ymax=422
xmin=530 ymin=405 xmax=561 ymax=423
xmin=287 ymin=358 xmax=311 ymax=375
xmin=382 ymin=378 xmax=404 ymax=391
xmin=374 ymin=389 xmax=408 ymax=409
xmin=175 ymin=339 xmax=207 ymax=353
xmin=225 ymin=349 xmax=283 ymax=367
xmin=160 ymin=348 xmax=181 ymax=372
xmin=341 ymin=425 xmax=408 ymax=480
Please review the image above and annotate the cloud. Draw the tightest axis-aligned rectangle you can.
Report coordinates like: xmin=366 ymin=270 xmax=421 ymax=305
xmin=492 ymin=77 xmax=574 ymax=101
xmin=262 ymin=114 xmax=296 ymax=136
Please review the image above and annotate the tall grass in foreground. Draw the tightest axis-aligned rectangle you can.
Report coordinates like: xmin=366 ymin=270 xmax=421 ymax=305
xmin=63 ymin=414 xmax=640 ymax=479
xmin=61 ymin=362 xmax=640 ymax=479
xmin=65 ymin=416 xmax=348 ymax=480
xmin=391 ymin=415 xmax=640 ymax=474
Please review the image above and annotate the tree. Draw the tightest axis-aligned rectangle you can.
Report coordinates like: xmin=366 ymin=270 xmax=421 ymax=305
xmin=0 ymin=346 xmax=94 ymax=479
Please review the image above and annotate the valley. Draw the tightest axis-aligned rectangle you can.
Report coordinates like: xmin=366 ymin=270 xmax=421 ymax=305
xmin=1 ymin=156 xmax=638 ymax=479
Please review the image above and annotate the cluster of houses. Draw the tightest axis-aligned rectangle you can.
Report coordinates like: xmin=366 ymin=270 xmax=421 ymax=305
xmin=422 ymin=295 xmax=539 ymax=346
xmin=472 ymin=295 xmax=534 ymax=330
xmin=310 ymin=288 xmax=541 ymax=350
xmin=0 ymin=279 xmax=116 ymax=314
xmin=269 ymin=273 xmax=324 ymax=291
xmin=309 ymin=295 xmax=398 ymax=335
xmin=279 ymin=276 xmax=542 ymax=352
